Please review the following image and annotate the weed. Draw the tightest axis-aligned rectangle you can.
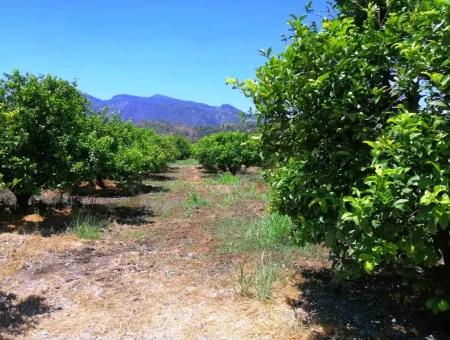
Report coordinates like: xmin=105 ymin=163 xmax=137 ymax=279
xmin=69 ymin=210 xmax=104 ymax=239
xmin=185 ymin=191 xmax=208 ymax=208
xmin=233 ymin=262 xmax=254 ymax=297
xmin=217 ymin=181 xmax=268 ymax=207
xmin=215 ymin=213 xmax=293 ymax=254
xmin=232 ymin=255 xmax=281 ymax=301
xmin=163 ymin=179 xmax=194 ymax=192
xmin=254 ymin=258 xmax=280 ymax=300
xmin=153 ymin=199 xmax=182 ymax=218
xmin=246 ymin=213 xmax=293 ymax=249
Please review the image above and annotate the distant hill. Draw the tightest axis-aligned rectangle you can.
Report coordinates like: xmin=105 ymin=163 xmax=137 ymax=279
xmin=86 ymin=94 xmax=243 ymax=127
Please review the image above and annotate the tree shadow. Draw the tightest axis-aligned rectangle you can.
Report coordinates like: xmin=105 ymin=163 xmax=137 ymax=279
xmin=70 ymin=182 xmax=166 ymax=198
xmin=83 ymin=204 xmax=155 ymax=226
xmin=288 ymin=266 xmax=450 ymax=339
xmin=201 ymin=168 xmax=219 ymax=176
xmin=0 ymin=174 xmax=169 ymax=235
xmin=0 ymin=291 xmax=52 ymax=336
xmin=146 ymin=174 xmax=177 ymax=182
xmin=0 ymin=201 xmax=155 ymax=236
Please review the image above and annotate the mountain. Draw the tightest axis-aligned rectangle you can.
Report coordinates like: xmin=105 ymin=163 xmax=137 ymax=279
xmin=86 ymin=94 xmax=243 ymax=127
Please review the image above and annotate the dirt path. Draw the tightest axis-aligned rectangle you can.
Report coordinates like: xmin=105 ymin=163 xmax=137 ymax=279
xmin=0 ymin=165 xmax=304 ymax=339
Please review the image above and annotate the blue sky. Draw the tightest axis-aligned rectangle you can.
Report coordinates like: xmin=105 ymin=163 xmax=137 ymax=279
xmin=1 ymin=0 xmax=329 ymax=110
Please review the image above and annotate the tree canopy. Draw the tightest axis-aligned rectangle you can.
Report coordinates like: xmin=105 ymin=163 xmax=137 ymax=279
xmin=233 ymin=0 xmax=450 ymax=311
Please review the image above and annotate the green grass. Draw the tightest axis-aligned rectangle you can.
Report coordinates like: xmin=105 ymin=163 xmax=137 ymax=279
xmin=215 ymin=213 xmax=326 ymax=300
xmin=172 ymin=158 xmax=199 ymax=166
xmin=246 ymin=213 xmax=293 ymax=248
xmin=205 ymin=172 xmax=240 ymax=186
xmin=183 ymin=191 xmax=208 ymax=213
xmin=69 ymin=211 xmax=104 ymax=239
xmin=187 ymin=191 xmax=208 ymax=206
xmin=215 ymin=213 xmax=295 ymax=254
xmin=254 ymin=259 xmax=280 ymax=300
xmin=215 ymin=175 xmax=269 ymax=207
xmin=233 ymin=255 xmax=281 ymax=301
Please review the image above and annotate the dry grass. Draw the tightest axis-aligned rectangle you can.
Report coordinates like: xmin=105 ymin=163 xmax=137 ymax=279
xmin=0 ymin=233 xmax=82 ymax=280
xmin=0 ymin=165 xmax=325 ymax=339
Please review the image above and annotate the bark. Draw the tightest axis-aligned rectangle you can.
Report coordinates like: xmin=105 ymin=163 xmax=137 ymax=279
xmin=96 ymin=177 xmax=106 ymax=189
xmin=434 ymin=230 xmax=450 ymax=292
xmin=14 ymin=193 xmax=31 ymax=212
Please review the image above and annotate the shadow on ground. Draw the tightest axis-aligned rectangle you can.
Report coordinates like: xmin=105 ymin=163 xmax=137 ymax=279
xmin=146 ymin=174 xmax=177 ymax=182
xmin=288 ymin=266 xmax=450 ymax=339
xmin=0 ymin=202 xmax=155 ymax=236
xmin=0 ymin=291 xmax=51 ymax=336
xmin=0 ymin=172 xmax=177 ymax=236
xmin=70 ymin=182 xmax=167 ymax=198
xmin=85 ymin=204 xmax=155 ymax=226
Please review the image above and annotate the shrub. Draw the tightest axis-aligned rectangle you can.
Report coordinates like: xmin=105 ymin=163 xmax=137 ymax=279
xmin=193 ymin=131 xmax=260 ymax=174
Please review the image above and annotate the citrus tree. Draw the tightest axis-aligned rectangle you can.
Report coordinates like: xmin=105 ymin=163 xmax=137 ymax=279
xmin=232 ymin=0 xmax=450 ymax=309
xmin=193 ymin=131 xmax=260 ymax=174
xmin=0 ymin=71 xmax=88 ymax=209
xmin=165 ymin=134 xmax=192 ymax=160
xmin=77 ymin=113 xmax=177 ymax=186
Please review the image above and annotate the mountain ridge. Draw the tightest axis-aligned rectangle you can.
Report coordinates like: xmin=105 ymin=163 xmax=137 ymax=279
xmin=86 ymin=93 xmax=243 ymax=127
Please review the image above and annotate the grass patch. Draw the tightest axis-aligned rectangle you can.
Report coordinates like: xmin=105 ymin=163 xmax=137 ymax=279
xmin=215 ymin=213 xmax=295 ymax=254
xmin=216 ymin=176 xmax=268 ymax=206
xmin=183 ymin=191 xmax=208 ymax=214
xmin=216 ymin=213 xmax=326 ymax=300
xmin=254 ymin=259 xmax=280 ymax=300
xmin=233 ymin=254 xmax=281 ymax=301
xmin=187 ymin=191 xmax=208 ymax=206
xmin=205 ymin=172 xmax=240 ymax=186
xmin=162 ymin=179 xmax=195 ymax=192
xmin=246 ymin=213 xmax=292 ymax=248
xmin=153 ymin=198 xmax=182 ymax=218
xmin=172 ymin=159 xmax=199 ymax=166
xmin=69 ymin=210 xmax=104 ymax=239
xmin=215 ymin=213 xmax=327 ymax=260
xmin=121 ymin=228 xmax=151 ymax=240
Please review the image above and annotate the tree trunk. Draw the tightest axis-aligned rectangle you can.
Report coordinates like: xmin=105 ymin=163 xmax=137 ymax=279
xmin=96 ymin=177 xmax=106 ymax=189
xmin=438 ymin=230 xmax=450 ymax=291
xmin=15 ymin=193 xmax=31 ymax=213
